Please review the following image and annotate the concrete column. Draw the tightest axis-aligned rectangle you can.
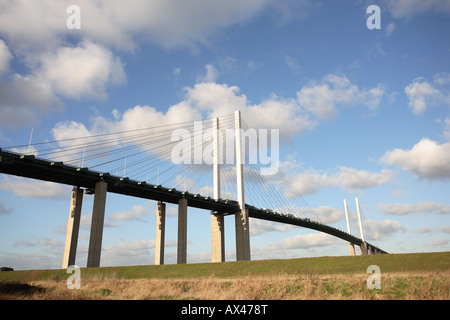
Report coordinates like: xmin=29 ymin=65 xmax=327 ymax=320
xmin=87 ymin=181 xmax=107 ymax=268
xmin=211 ymin=213 xmax=225 ymax=262
xmin=62 ymin=187 xmax=83 ymax=269
xmin=360 ymin=242 xmax=368 ymax=256
xmin=154 ymin=202 xmax=166 ymax=265
xmin=348 ymin=243 xmax=356 ymax=256
xmin=177 ymin=198 xmax=188 ymax=264
xmin=235 ymin=209 xmax=251 ymax=261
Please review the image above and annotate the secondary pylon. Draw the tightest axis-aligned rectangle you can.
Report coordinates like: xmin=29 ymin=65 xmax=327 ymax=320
xmin=343 ymin=199 xmax=356 ymax=256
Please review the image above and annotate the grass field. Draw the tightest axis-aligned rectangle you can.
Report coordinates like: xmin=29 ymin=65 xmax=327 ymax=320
xmin=0 ymin=252 xmax=449 ymax=300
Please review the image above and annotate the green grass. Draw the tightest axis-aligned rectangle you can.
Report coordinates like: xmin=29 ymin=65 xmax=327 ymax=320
xmin=1 ymin=251 xmax=448 ymax=283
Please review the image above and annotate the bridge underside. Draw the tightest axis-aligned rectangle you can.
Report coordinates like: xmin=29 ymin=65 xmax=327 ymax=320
xmin=0 ymin=149 xmax=388 ymax=268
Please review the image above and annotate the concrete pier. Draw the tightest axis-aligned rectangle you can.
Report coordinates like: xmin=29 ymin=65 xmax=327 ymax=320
xmin=177 ymin=198 xmax=188 ymax=264
xmin=87 ymin=181 xmax=107 ymax=268
xmin=154 ymin=202 xmax=166 ymax=265
xmin=211 ymin=213 xmax=225 ymax=262
xmin=360 ymin=242 xmax=368 ymax=256
xmin=348 ymin=243 xmax=356 ymax=256
xmin=235 ymin=209 xmax=251 ymax=261
xmin=62 ymin=187 xmax=83 ymax=269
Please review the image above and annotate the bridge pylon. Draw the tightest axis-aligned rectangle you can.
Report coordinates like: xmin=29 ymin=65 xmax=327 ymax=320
xmin=343 ymin=199 xmax=356 ymax=256
xmin=211 ymin=117 xmax=225 ymax=263
xmin=234 ymin=110 xmax=251 ymax=261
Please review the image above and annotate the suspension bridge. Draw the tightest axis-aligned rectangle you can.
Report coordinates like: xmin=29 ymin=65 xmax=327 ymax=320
xmin=0 ymin=111 xmax=387 ymax=268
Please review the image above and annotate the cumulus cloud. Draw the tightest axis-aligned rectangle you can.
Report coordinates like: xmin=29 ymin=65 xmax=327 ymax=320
xmin=297 ymin=74 xmax=386 ymax=120
xmin=378 ymin=201 xmax=450 ymax=215
xmin=0 ymin=41 xmax=125 ymax=127
xmin=110 ymin=205 xmax=148 ymax=222
xmin=284 ymin=163 xmax=395 ymax=196
xmin=321 ymin=167 xmax=395 ymax=191
xmin=0 ymin=0 xmax=274 ymax=128
xmin=51 ymin=80 xmax=317 ymax=144
xmin=381 ymin=138 xmax=450 ymax=180
xmin=250 ymin=219 xmax=292 ymax=236
xmin=0 ymin=176 xmax=69 ymax=199
xmin=268 ymin=232 xmax=335 ymax=250
xmin=405 ymin=77 xmax=447 ymax=115
xmin=0 ymin=0 xmax=269 ymax=51
xmin=364 ymin=219 xmax=406 ymax=240
xmin=385 ymin=0 xmax=450 ymax=19
xmin=38 ymin=42 xmax=126 ymax=100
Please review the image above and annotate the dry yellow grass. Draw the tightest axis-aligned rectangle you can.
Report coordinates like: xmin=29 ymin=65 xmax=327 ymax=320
xmin=1 ymin=271 xmax=449 ymax=300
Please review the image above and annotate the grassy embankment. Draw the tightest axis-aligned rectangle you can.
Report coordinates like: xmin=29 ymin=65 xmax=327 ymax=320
xmin=0 ymin=252 xmax=449 ymax=300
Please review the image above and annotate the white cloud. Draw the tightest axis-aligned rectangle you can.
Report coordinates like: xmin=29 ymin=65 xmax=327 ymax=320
xmin=0 ymin=41 xmax=125 ymax=128
xmin=385 ymin=22 xmax=396 ymax=36
xmin=0 ymin=0 xmax=272 ymax=128
xmin=268 ymin=232 xmax=335 ymax=250
xmin=284 ymin=54 xmax=300 ymax=73
xmin=381 ymin=138 xmax=450 ymax=180
xmin=306 ymin=206 xmax=344 ymax=225
xmin=321 ymin=167 xmax=395 ymax=191
xmin=38 ymin=42 xmax=126 ymax=100
xmin=425 ymin=238 xmax=449 ymax=247
xmin=297 ymin=74 xmax=386 ymax=120
xmin=386 ymin=0 xmax=450 ymax=19
xmin=364 ymin=219 xmax=406 ymax=240
xmin=0 ymin=0 xmax=269 ymax=51
xmin=0 ymin=176 xmax=69 ymax=199
xmin=289 ymin=169 xmax=322 ymax=195
xmin=76 ymin=81 xmax=317 ymax=142
xmin=405 ymin=77 xmax=445 ymax=115
xmin=110 ymin=205 xmax=148 ymax=221
xmin=378 ymin=201 xmax=450 ymax=215
xmin=250 ymin=218 xmax=292 ymax=236
xmin=285 ymin=163 xmax=395 ymax=196
xmin=199 ymin=64 xmax=219 ymax=83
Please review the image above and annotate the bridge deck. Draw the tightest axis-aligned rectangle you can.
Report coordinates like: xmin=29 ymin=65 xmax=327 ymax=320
xmin=0 ymin=149 xmax=387 ymax=254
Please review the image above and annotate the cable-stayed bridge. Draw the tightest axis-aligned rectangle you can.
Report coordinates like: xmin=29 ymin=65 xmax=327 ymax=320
xmin=0 ymin=111 xmax=387 ymax=268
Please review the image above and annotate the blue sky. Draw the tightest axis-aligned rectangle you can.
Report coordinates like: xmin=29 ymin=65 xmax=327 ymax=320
xmin=0 ymin=0 xmax=449 ymax=270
